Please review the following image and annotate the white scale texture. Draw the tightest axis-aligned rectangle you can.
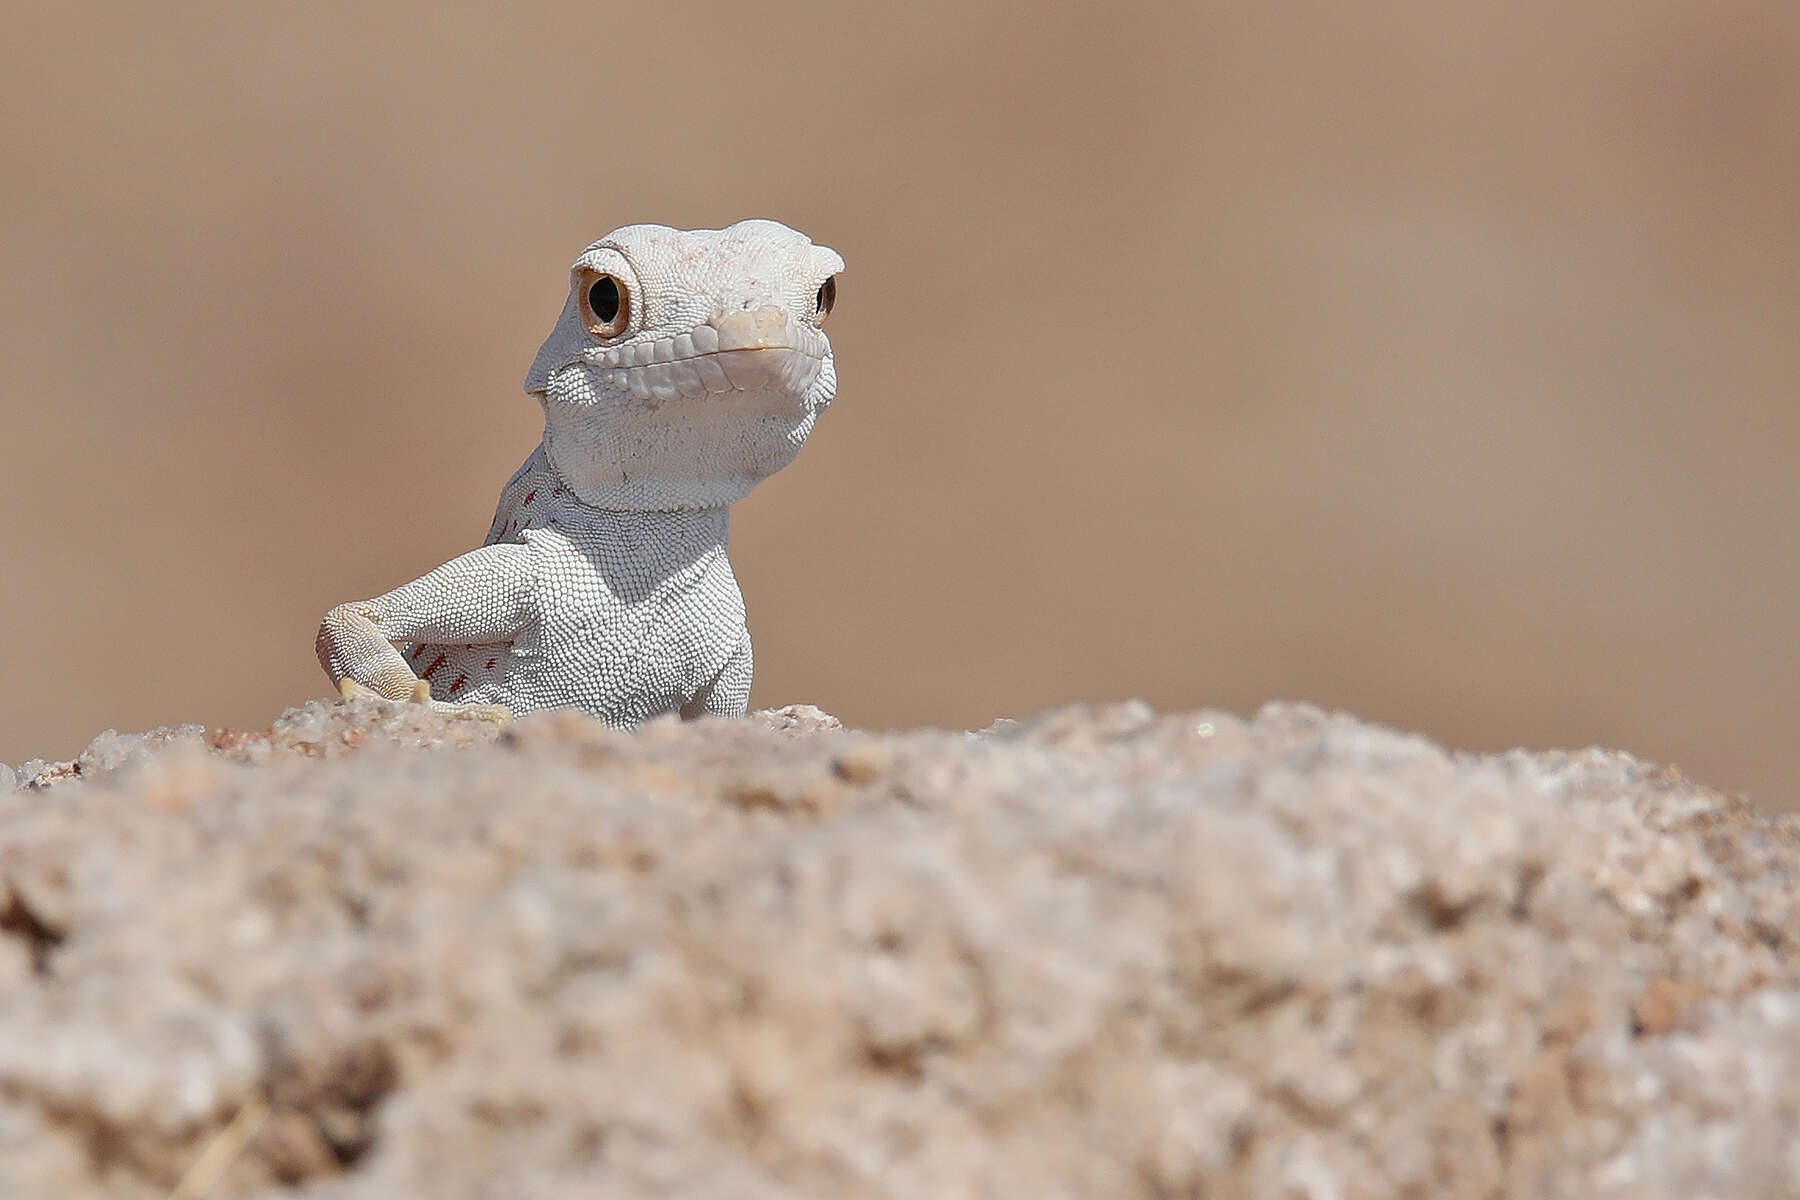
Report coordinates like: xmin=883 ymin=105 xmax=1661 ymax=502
xmin=317 ymin=220 xmax=844 ymax=725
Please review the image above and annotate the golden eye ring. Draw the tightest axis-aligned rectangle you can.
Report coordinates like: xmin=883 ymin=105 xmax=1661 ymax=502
xmin=577 ymin=269 xmax=630 ymax=338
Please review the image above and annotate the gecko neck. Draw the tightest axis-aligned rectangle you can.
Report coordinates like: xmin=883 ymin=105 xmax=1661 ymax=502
xmin=535 ymin=496 xmax=733 ymax=603
xmin=540 ymin=404 xmax=768 ymax=511
xmin=532 ymin=449 xmax=733 ymax=551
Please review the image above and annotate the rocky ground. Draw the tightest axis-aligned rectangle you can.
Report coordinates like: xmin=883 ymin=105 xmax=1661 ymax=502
xmin=2 ymin=698 xmax=1798 ymax=1198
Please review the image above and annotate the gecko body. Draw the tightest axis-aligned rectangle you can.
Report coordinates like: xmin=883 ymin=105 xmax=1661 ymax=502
xmin=316 ymin=220 xmax=843 ymax=725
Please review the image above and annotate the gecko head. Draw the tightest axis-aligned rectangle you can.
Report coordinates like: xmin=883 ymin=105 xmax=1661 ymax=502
xmin=525 ymin=219 xmax=844 ymax=511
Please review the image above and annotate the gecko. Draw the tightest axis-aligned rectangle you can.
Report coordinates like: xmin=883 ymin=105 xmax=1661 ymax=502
xmin=316 ymin=219 xmax=843 ymax=726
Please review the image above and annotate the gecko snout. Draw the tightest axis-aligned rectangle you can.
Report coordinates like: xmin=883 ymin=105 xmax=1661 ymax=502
xmin=708 ymin=305 xmax=820 ymax=392
xmin=713 ymin=306 xmax=793 ymax=352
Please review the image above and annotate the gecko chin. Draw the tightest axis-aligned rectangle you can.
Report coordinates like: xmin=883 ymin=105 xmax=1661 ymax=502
xmin=535 ymin=350 xmax=836 ymax=511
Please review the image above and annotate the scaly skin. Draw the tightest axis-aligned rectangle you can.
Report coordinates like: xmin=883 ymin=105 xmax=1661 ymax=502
xmin=317 ymin=220 xmax=843 ymax=725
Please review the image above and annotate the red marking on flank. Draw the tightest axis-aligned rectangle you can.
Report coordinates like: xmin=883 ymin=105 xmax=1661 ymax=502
xmin=485 ymin=658 xmax=497 ymax=670
xmin=523 ymin=490 xmax=536 ymax=504
xmin=450 ymin=674 xmax=468 ymax=693
xmin=422 ymin=654 xmax=447 ymax=680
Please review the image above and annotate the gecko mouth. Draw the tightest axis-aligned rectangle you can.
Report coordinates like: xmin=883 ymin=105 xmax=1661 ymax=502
xmin=577 ymin=306 xmax=827 ymax=404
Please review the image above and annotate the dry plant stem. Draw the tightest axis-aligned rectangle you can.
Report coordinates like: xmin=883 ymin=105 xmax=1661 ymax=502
xmin=165 ymin=1098 xmax=269 ymax=1200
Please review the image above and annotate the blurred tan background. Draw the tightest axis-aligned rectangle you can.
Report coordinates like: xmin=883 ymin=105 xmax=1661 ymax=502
xmin=3 ymin=1 xmax=1796 ymax=805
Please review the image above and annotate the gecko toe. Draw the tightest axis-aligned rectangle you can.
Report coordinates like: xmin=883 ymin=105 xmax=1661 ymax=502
xmin=430 ymin=701 xmax=513 ymax=726
xmin=339 ymin=678 xmax=383 ymax=702
xmin=336 ymin=678 xmax=510 ymax=726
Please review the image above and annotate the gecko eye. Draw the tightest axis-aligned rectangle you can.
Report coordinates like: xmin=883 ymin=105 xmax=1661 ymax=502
xmin=577 ymin=270 xmax=630 ymax=338
xmin=814 ymin=275 xmax=836 ymax=324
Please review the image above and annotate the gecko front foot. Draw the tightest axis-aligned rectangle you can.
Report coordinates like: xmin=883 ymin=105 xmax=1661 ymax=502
xmin=337 ymin=678 xmax=513 ymax=725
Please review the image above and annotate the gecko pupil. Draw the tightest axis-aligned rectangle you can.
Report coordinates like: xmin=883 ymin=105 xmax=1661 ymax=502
xmin=588 ymin=276 xmax=621 ymax=324
xmin=816 ymin=275 xmax=836 ymax=316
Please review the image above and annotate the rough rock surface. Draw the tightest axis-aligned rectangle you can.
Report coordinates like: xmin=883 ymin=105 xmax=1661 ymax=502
xmin=2 ymin=699 xmax=1798 ymax=1198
